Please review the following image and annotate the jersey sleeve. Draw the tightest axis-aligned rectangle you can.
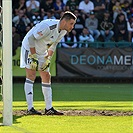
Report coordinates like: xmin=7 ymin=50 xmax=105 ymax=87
xmin=33 ymin=23 xmax=50 ymax=40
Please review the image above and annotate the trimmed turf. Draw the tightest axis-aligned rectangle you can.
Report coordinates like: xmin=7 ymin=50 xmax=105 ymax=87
xmin=0 ymin=116 xmax=132 ymax=133
xmin=12 ymin=83 xmax=133 ymax=102
xmin=0 ymin=83 xmax=133 ymax=133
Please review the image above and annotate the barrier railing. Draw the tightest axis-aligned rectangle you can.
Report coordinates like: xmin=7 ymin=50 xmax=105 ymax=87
xmin=58 ymin=41 xmax=133 ymax=48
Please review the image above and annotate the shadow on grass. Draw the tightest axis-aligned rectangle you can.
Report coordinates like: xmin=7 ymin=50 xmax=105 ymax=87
xmin=0 ymin=116 xmax=33 ymax=133
xmin=0 ymin=115 xmax=25 ymax=124
xmin=0 ymin=116 xmax=2 ymax=124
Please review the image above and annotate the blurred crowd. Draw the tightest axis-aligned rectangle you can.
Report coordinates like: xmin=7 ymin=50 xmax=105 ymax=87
xmin=2 ymin=0 xmax=133 ymax=54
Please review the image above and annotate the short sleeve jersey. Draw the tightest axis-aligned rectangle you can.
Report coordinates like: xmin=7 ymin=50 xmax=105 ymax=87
xmin=66 ymin=0 xmax=79 ymax=12
xmin=26 ymin=0 xmax=40 ymax=9
xmin=22 ymin=19 xmax=67 ymax=54
xmin=79 ymin=1 xmax=94 ymax=13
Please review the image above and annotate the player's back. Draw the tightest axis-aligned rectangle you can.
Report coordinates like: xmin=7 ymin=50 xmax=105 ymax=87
xmin=22 ymin=19 xmax=60 ymax=50
xmin=25 ymin=19 xmax=60 ymax=38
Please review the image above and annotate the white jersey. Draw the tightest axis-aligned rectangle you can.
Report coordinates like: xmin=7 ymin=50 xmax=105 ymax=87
xmin=22 ymin=19 xmax=67 ymax=55
xmin=79 ymin=1 xmax=94 ymax=13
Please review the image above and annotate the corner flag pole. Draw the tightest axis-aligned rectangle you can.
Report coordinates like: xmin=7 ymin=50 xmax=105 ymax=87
xmin=3 ymin=0 xmax=12 ymax=125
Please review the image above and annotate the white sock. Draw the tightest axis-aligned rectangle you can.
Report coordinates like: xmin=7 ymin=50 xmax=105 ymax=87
xmin=24 ymin=78 xmax=34 ymax=111
xmin=42 ymin=83 xmax=52 ymax=110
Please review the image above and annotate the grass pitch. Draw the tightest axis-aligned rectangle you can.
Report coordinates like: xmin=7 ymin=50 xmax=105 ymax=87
xmin=0 ymin=83 xmax=133 ymax=133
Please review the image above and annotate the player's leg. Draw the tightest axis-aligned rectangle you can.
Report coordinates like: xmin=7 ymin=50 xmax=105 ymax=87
xmin=25 ymin=68 xmax=35 ymax=110
xmin=20 ymin=46 xmax=41 ymax=115
xmin=39 ymin=70 xmax=63 ymax=115
xmin=39 ymin=70 xmax=52 ymax=109
xmin=24 ymin=68 xmax=41 ymax=115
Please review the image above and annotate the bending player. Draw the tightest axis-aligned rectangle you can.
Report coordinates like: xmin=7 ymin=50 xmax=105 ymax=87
xmin=20 ymin=11 xmax=77 ymax=115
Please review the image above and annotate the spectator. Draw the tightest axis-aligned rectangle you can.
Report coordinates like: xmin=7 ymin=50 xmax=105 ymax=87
xmin=53 ymin=0 xmax=66 ymax=19
xmin=121 ymin=0 xmax=132 ymax=19
xmin=25 ymin=24 xmax=32 ymax=33
xmin=60 ymin=30 xmax=79 ymax=48
xmin=40 ymin=0 xmax=54 ymax=18
xmin=99 ymin=10 xmax=114 ymax=42
xmin=130 ymin=1 xmax=133 ymax=15
xmin=127 ymin=15 xmax=133 ymax=42
xmin=78 ymin=0 xmax=94 ymax=18
xmin=73 ymin=9 xmax=85 ymax=35
xmin=12 ymin=25 xmax=21 ymax=56
xmin=13 ymin=0 xmax=17 ymax=6
xmin=43 ymin=10 xmax=56 ymax=20
xmin=112 ymin=0 xmax=122 ymax=23
xmin=93 ymin=0 xmax=106 ymax=21
xmin=85 ymin=11 xmax=100 ymax=41
xmin=12 ymin=9 xmax=31 ymax=27
xmin=108 ymin=0 xmax=117 ymax=21
xmin=13 ymin=0 xmax=26 ymax=16
xmin=12 ymin=1 xmax=20 ymax=16
xmin=105 ymin=0 xmax=110 ymax=11
xmin=30 ymin=9 xmax=42 ymax=26
xmin=114 ymin=13 xmax=128 ymax=42
xmin=79 ymin=27 xmax=94 ymax=48
xmin=66 ymin=0 xmax=79 ymax=12
xmin=60 ymin=11 xmax=65 ymax=18
xmin=12 ymin=10 xmax=31 ymax=40
xmin=26 ymin=0 xmax=40 ymax=17
xmin=62 ymin=0 xmax=68 ymax=5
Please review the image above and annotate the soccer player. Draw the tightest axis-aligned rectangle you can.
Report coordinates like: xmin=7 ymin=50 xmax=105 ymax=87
xmin=20 ymin=11 xmax=77 ymax=115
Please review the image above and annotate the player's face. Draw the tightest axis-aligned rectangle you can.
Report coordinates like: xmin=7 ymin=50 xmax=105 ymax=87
xmin=64 ymin=19 xmax=76 ymax=32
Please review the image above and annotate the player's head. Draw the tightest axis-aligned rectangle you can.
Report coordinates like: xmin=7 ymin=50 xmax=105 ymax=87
xmin=60 ymin=11 xmax=77 ymax=32
xmin=60 ymin=11 xmax=77 ymax=21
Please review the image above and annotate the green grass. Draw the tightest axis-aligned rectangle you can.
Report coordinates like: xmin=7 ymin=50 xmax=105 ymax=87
xmin=0 ymin=83 xmax=133 ymax=133
xmin=0 ymin=116 xmax=132 ymax=133
xmin=12 ymin=101 xmax=132 ymax=111
xmin=13 ymin=83 xmax=133 ymax=102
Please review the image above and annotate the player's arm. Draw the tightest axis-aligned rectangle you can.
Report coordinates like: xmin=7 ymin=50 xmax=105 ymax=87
xmin=41 ymin=49 xmax=54 ymax=71
xmin=41 ymin=38 xmax=59 ymax=71
xmin=41 ymin=33 xmax=61 ymax=71
xmin=41 ymin=29 xmax=67 ymax=71
xmin=28 ymin=34 xmax=38 ymax=70
xmin=28 ymin=24 xmax=51 ymax=70
xmin=48 ymin=31 xmax=67 ymax=52
xmin=41 ymin=38 xmax=63 ymax=71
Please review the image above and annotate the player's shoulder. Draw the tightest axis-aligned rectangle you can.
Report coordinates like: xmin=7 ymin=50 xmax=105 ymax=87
xmin=42 ymin=19 xmax=59 ymax=30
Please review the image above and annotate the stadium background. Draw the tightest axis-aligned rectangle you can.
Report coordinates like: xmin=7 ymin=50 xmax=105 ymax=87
xmin=13 ymin=44 xmax=133 ymax=84
xmin=0 ymin=1 xmax=133 ymax=131
xmin=9 ymin=0 xmax=133 ymax=83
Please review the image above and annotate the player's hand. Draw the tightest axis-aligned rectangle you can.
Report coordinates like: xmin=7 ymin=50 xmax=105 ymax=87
xmin=41 ymin=56 xmax=51 ymax=71
xmin=28 ymin=54 xmax=38 ymax=70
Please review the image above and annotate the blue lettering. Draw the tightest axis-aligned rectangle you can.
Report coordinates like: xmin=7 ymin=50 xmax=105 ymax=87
xmin=97 ymin=56 xmax=104 ymax=64
xmin=71 ymin=55 xmax=78 ymax=64
xmin=80 ymin=55 xmax=86 ymax=64
xmin=87 ymin=55 xmax=96 ymax=65
xmin=105 ymin=56 xmax=113 ymax=64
